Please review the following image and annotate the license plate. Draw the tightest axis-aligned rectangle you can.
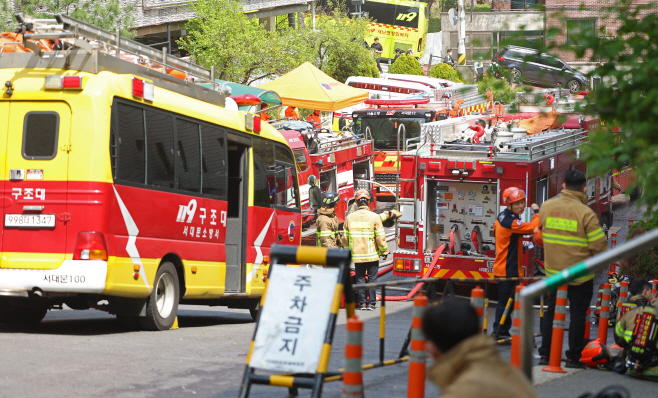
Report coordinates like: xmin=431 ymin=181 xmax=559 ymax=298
xmin=4 ymin=214 xmax=56 ymax=228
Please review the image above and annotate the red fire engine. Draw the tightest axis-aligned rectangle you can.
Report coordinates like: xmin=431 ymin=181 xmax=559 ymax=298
xmin=277 ymin=125 xmax=376 ymax=234
xmin=392 ymin=113 xmax=613 ymax=279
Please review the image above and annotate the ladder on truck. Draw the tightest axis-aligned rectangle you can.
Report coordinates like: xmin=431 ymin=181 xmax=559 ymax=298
xmin=3 ymin=13 xmax=227 ymax=106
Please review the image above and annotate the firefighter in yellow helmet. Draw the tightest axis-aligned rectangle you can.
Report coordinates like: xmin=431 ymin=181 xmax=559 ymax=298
xmin=316 ymin=191 xmax=342 ymax=249
xmin=343 ymin=189 xmax=389 ymax=310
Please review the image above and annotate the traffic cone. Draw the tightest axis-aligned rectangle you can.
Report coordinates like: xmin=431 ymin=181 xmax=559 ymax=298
xmin=598 ymin=283 xmax=611 ymax=345
xmin=510 ymin=285 xmax=523 ymax=369
xmin=652 ymin=280 xmax=658 ymax=299
xmin=470 ymin=287 xmax=485 ymax=333
xmin=543 ymin=285 xmax=567 ymax=373
xmin=608 ymin=281 xmax=626 ymax=350
xmin=407 ymin=293 xmax=428 ymax=398
xmin=342 ymin=316 xmax=364 ymax=398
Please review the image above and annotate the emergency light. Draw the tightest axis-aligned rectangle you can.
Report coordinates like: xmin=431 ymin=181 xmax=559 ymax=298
xmin=44 ymin=75 xmax=83 ymax=90
xmin=132 ymin=77 xmax=154 ymax=101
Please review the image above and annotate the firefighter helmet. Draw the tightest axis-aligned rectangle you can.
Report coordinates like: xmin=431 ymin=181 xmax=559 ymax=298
xmin=502 ymin=187 xmax=526 ymax=205
xmin=355 ymin=189 xmax=372 ymax=206
xmin=308 ymin=175 xmax=318 ymax=187
xmin=533 ymin=227 xmax=543 ymax=248
xmin=580 ymin=338 xmax=611 ymax=367
xmin=322 ymin=191 xmax=339 ymax=208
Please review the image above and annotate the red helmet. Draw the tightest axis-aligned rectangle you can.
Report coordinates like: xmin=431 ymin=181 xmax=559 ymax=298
xmin=580 ymin=338 xmax=611 ymax=367
xmin=502 ymin=187 xmax=526 ymax=205
xmin=533 ymin=227 xmax=543 ymax=248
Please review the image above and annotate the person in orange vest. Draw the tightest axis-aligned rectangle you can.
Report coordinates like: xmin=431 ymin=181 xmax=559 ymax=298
xmin=260 ymin=103 xmax=271 ymax=122
xmin=491 ymin=188 xmax=540 ymax=339
xmin=285 ymin=106 xmax=299 ymax=121
xmin=306 ymin=109 xmax=321 ymax=127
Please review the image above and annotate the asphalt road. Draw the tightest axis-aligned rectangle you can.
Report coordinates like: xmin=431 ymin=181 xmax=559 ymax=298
xmin=0 ymin=196 xmax=652 ymax=398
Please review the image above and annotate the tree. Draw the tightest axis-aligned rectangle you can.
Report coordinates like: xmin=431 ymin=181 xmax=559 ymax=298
xmin=2 ymin=0 xmax=135 ymax=36
xmin=428 ymin=62 xmax=462 ymax=82
xmin=310 ymin=5 xmax=379 ymax=81
xmin=477 ymin=75 xmax=525 ymax=104
xmin=389 ymin=54 xmax=424 ymax=75
xmin=180 ymin=0 xmax=312 ymax=85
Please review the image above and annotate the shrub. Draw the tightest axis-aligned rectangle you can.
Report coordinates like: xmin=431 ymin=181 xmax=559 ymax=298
xmin=428 ymin=63 xmax=463 ymax=83
xmin=477 ymin=75 xmax=525 ymax=104
xmin=388 ymin=54 xmax=424 ymax=76
xmin=620 ymin=219 xmax=658 ymax=280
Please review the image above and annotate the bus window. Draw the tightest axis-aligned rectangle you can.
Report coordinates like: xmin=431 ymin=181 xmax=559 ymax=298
xmin=145 ymin=109 xmax=175 ymax=189
xmin=275 ymin=144 xmax=295 ymax=164
xmin=293 ymin=148 xmax=309 ymax=172
xmin=116 ymin=103 xmax=145 ymax=184
xmin=252 ymin=137 xmax=275 ymax=208
xmin=356 ymin=117 xmax=422 ymax=150
xmin=176 ymin=119 xmax=201 ymax=193
xmin=23 ymin=112 xmax=59 ymax=160
xmin=200 ymin=125 xmax=227 ymax=199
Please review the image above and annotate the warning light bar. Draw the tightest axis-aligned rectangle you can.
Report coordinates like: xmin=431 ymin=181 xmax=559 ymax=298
xmin=245 ymin=113 xmax=262 ymax=133
xmin=349 ymin=82 xmax=425 ymax=94
xmin=132 ymin=77 xmax=154 ymax=101
xmin=364 ymin=98 xmax=431 ymax=106
xmin=44 ymin=75 xmax=83 ymax=90
xmin=231 ymin=94 xmax=261 ymax=107
xmin=448 ymin=160 xmax=475 ymax=170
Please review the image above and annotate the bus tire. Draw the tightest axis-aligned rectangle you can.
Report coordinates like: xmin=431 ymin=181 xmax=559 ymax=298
xmin=4 ymin=305 xmax=48 ymax=326
xmin=139 ymin=262 xmax=180 ymax=331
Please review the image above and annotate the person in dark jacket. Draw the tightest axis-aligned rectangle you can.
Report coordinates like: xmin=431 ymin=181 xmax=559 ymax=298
xmin=444 ymin=49 xmax=455 ymax=68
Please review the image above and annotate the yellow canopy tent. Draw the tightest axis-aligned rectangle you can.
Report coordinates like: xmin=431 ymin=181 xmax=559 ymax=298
xmin=257 ymin=62 xmax=368 ymax=112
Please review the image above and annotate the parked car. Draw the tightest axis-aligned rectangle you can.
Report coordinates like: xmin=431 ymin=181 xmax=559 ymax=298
xmin=493 ymin=45 xmax=588 ymax=93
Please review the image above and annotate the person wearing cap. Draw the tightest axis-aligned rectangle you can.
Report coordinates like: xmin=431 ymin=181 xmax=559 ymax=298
xmin=316 ymin=191 xmax=342 ymax=249
xmin=424 ymin=299 xmax=539 ymax=398
xmin=538 ymin=170 xmax=608 ymax=368
xmin=491 ymin=188 xmax=540 ymax=339
xmin=343 ymin=189 xmax=389 ymax=311
xmin=285 ymin=106 xmax=299 ymax=121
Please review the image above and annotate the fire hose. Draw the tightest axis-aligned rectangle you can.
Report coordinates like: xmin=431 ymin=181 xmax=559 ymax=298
xmin=380 ymin=244 xmax=446 ymax=302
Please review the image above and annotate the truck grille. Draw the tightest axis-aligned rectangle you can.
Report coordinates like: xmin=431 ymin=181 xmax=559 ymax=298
xmin=375 ymin=174 xmax=397 ymax=184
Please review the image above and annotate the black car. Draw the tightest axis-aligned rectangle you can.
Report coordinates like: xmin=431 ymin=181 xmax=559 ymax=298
xmin=494 ymin=46 xmax=588 ymax=93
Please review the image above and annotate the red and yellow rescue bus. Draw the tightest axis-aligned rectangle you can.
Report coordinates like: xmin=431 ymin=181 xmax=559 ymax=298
xmin=0 ymin=15 xmax=300 ymax=330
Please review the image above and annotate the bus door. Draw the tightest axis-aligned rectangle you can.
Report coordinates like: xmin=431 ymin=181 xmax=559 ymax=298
xmin=1 ymin=102 xmax=71 ymax=269
xmin=224 ymin=133 xmax=250 ymax=292
xmin=0 ymin=101 xmax=7 ymax=253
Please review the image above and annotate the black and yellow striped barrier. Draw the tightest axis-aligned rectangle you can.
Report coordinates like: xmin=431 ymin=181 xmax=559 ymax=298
xmin=238 ymin=245 xmax=354 ymax=398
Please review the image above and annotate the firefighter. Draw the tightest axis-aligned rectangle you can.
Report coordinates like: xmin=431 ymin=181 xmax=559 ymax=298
xmin=424 ymin=299 xmax=540 ymax=398
xmin=260 ymin=103 xmax=271 ymax=122
xmin=285 ymin=106 xmax=299 ymax=121
xmin=538 ymin=170 xmax=608 ymax=368
xmin=343 ymin=189 xmax=389 ymax=311
xmin=316 ymin=191 xmax=342 ymax=249
xmin=306 ymin=109 xmax=321 ymax=127
xmin=492 ymin=188 xmax=540 ymax=339
xmin=614 ymin=279 xmax=653 ymax=348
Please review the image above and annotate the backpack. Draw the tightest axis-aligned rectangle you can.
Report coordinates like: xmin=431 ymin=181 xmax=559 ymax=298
xmin=626 ymin=305 xmax=658 ymax=374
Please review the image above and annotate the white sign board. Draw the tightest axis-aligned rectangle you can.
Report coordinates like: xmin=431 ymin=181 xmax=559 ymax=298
xmin=249 ymin=265 xmax=339 ymax=373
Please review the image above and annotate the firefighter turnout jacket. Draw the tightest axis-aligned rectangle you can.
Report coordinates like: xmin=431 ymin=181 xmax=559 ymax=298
xmin=615 ymin=294 xmax=654 ymax=347
xmin=539 ymin=189 xmax=608 ymax=284
xmin=493 ymin=209 xmax=541 ymax=277
xmin=427 ymin=334 xmax=539 ymax=398
xmin=343 ymin=205 xmax=389 ymax=262
xmin=316 ymin=206 xmax=342 ymax=249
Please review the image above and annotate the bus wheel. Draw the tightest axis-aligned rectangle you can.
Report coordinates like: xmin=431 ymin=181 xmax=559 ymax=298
xmin=249 ymin=302 xmax=260 ymax=322
xmin=139 ymin=262 xmax=180 ymax=331
xmin=4 ymin=305 xmax=48 ymax=326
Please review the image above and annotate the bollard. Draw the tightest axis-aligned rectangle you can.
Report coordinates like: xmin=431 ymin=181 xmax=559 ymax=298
xmin=628 ymin=218 xmax=633 ymax=230
xmin=610 ymin=233 xmax=617 ymax=249
xmin=342 ymin=316 xmax=364 ymax=398
xmin=598 ymin=283 xmax=611 ymax=345
xmin=653 ymin=280 xmax=658 ymax=299
xmin=483 ymin=298 xmax=489 ymax=334
xmin=584 ymin=308 xmax=591 ymax=340
xmin=407 ymin=293 xmax=428 ymax=398
xmin=510 ymin=285 xmax=523 ymax=368
xmin=543 ymin=285 xmax=567 ymax=373
xmin=619 ymin=281 xmax=629 ymax=304
xmin=470 ymin=287 xmax=485 ymax=333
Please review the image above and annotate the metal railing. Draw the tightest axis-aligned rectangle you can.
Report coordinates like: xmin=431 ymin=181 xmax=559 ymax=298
xmin=520 ymin=227 xmax=658 ymax=379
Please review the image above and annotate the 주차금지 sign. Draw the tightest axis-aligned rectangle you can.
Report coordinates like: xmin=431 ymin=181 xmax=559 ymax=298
xmin=249 ymin=265 xmax=339 ymax=374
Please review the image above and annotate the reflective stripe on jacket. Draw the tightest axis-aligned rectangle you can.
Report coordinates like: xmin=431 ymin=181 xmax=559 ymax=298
xmin=343 ymin=205 xmax=389 ymax=263
xmin=493 ymin=208 xmax=540 ymax=277
xmin=614 ymin=295 xmax=653 ymax=347
xmin=316 ymin=207 xmax=341 ymax=249
xmin=538 ymin=189 xmax=608 ymax=285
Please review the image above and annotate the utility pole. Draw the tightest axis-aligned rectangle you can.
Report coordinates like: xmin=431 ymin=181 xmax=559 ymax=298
xmin=457 ymin=0 xmax=466 ymax=65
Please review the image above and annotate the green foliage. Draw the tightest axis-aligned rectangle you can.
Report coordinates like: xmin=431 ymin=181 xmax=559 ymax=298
xmin=620 ymin=220 xmax=658 ymax=280
xmin=3 ymin=0 xmax=135 ymax=36
xmin=477 ymin=75 xmax=526 ymax=104
xmin=311 ymin=6 xmax=379 ymax=81
xmin=428 ymin=62 xmax=464 ymax=82
xmin=389 ymin=54 xmax=424 ymax=76
xmin=428 ymin=16 xmax=440 ymax=33
xmin=181 ymin=0 xmax=312 ymax=85
xmin=474 ymin=5 xmax=491 ymax=12
xmin=545 ymin=0 xmax=658 ymax=208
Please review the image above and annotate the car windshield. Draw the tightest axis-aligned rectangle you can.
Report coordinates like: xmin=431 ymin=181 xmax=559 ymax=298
xmin=354 ymin=117 xmax=423 ymax=150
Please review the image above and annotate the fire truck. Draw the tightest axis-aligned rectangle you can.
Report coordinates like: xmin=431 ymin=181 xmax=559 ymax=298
xmin=349 ymin=85 xmax=493 ymax=197
xmin=391 ymin=114 xmax=613 ymax=279
xmin=275 ymin=123 xmax=376 ymax=243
